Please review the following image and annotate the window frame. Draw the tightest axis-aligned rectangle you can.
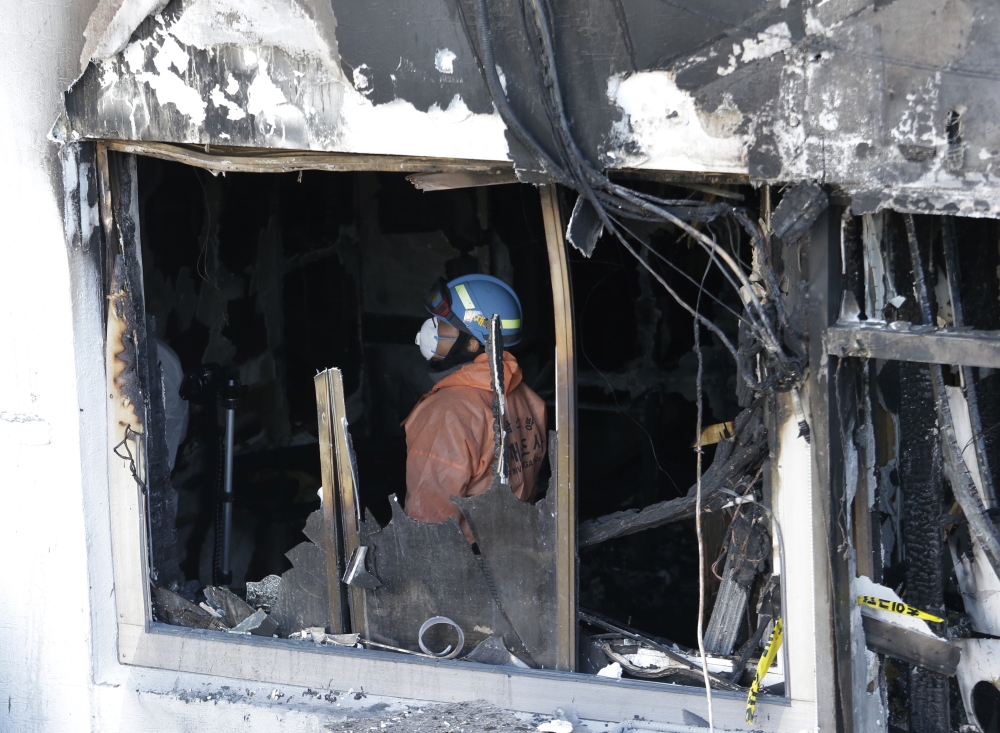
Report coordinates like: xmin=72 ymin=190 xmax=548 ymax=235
xmin=90 ymin=141 xmax=828 ymax=730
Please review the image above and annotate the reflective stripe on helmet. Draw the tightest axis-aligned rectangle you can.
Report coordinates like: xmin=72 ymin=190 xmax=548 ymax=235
xmin=501 ymin=319 xmax=521 ymax=329
xmin=454 ymin=283 xmax=476 ymax=310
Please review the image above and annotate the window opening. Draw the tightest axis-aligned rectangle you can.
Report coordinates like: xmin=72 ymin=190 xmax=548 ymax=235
xmin=117 ymin=151 xmax=799 ymax=707
xmin=568 ymin=179 xmax=784 ymax=696
xmin=135 ymin=156 xmax=568 ymax=659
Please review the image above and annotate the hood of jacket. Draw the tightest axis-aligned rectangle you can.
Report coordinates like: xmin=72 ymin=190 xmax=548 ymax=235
xmin=427 ymin=351 xmax=523 ymax=395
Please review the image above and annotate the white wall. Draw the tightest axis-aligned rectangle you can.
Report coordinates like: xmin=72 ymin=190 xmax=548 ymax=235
xmin=0 ymin=1 xmax=100 ymax=729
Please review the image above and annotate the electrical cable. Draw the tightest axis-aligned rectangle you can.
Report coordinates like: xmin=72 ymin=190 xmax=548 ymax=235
xmin=577 ymin=265 xmax=681 ymax=492
xmin=462 ymin=0 xmax=801 ymax=397
xmin=611 ymin=217 xmax=748 ymax=325
xmin=457 ymin=0 xmax=804 ymax=708
xmin=693 ymin=257 xmax=715 ymax=731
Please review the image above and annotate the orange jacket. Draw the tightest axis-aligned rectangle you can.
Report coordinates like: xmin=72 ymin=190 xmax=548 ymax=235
xmin=403 ymin=351 xmax=547 ymax=543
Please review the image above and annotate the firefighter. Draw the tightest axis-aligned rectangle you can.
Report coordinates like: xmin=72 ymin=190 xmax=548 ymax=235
xmin=406 ymin=274 xmax=547 ymax=543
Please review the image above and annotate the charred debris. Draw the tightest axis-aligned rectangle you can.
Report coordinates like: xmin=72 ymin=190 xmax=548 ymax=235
xmin=96 ymin=11 xmax=1000 ymax=717
xmin=125 ymin=156 xmax=1000 ymax=730
xmin=121 ymin=129 xmax=1000 ymax=728
xmin=101 ymin=3 xmax=1000 ymax=717
xmin=132 ymin=147 xmax=792 ymax=692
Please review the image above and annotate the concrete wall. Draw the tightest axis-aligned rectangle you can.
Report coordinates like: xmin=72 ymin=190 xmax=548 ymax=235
xmin=0 ymin=0 xmax=100 ymax=729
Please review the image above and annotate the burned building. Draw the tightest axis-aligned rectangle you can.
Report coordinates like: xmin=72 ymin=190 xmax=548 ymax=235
xmin=5 ymin=0 xmax=1000 ymax=730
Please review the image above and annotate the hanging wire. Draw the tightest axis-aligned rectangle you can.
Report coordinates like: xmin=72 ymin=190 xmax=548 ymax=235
xmin=457 ymin=0 xmax=804 ymax=401
xmin=693 ymin=256 xmax=715 ymax=730
xmin=455 ymin=0 xmax=804 ymax=711
xmin=578 ymin=265 xmax=681 ymax=492
xmin=113 ymin=424 xmax=146 ymax=495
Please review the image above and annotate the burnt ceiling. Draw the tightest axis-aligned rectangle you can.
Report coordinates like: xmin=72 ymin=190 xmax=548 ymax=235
xmin=65 ymin=0 xmax=1000 ymax=216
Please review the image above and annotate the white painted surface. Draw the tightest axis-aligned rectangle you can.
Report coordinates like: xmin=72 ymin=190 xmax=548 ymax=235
xmin=771 ymin=393 xmax=819 ymax=717
xmin=0 ymin=1 xmax=102 ymax=729
xmin=606 ymin=71 xmax=749 ymax=174
xmin=955 ymin=638 xmax=1000 ymax=731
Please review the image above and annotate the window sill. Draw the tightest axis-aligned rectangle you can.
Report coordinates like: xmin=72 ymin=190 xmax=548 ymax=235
xmin=119 ymin=622 xmax=808 ymax=731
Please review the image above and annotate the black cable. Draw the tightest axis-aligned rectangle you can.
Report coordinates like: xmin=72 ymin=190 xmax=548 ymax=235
xmin=462 ymin=0 xmax=800 ymax=396
xmin=612 ymin=216 xmax=748 ymax=326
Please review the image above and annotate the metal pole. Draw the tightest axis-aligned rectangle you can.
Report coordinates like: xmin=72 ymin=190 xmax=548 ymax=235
xmin=221 ymin=406 xmax=235 ymax=585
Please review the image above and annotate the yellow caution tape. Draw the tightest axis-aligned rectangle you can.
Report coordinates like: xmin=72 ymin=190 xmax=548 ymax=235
xmin=746 ymin=618 xmax=783 ymax=725
xmin=857 ymin=595 xmax=943 ymax=623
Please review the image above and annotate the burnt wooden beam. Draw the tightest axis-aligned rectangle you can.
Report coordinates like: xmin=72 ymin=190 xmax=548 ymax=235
xmin=102 ymin=140 xmax=512 ymax=176
xmin=407 ymin=170 xmax=520 ymax=191
xmin=539 ymin=185 xmax=577 ymax=673
xmin=898 ymin=359 xmax=949 ymax=723
xmin=579 ymin=405 xmax=765 ymax=547
xmin=703 ymin=505 xmax=770 ymax=656
xmin=579 ymin=489 xmax=729 ymax=547
xmin=861 ymin=616 xmax=961 ymax=677
xmin=826 ymin=324 xmax=1000 ymax=369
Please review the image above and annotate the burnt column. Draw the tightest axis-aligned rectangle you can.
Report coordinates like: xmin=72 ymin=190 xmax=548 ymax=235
xmin=898 ymin=361 xmax=948 ymax=732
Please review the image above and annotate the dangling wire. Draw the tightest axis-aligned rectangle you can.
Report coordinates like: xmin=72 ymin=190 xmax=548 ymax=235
xmin=694 ymin=257 xmax=715 ymax=730
xmin=458 ymin=0 xmax=804 ymax=400
xmin=113 ymin=424 xmax=146 ymax=495
xmin=455 ymin=3 xmax=805 ymax=714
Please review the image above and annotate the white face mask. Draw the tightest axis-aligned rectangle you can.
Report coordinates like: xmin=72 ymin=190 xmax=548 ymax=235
xmin=415 ymin=318 xmax=456 ymax=361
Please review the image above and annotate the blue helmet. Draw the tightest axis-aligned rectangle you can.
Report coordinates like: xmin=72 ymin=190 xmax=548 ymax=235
xmin=424 ymin=274 xmax=523 ymax=346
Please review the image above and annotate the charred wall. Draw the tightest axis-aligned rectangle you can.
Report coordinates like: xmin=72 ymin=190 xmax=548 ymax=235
xmin=67 ymin=0 xmax=1000 ymax=216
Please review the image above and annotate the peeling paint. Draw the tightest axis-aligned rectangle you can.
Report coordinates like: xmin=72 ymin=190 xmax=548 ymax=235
xmin=606 ymin=71 xmax=747 ymax=174
xmin=210 ymin=84 xmax=246 ymax=121
xmin=740 ymin=22 xmax=792 ymax=63
xmin=133 ymin=34 xmax=207 ymax=126
xmin=245 ymin=59 xmax=291 ymax=127
xmin=338 ymin=93 xmax=507 ymax=160
xmin=75 ymin=4 xmax=508 ymax=159
xmin=81 ymin=0 xmax=169 ymax=71
xmin=353 ymin=64 xmax=371 ymax=93
xmin=167 ymin=0 xmax=342 ymax=72
xmin=434 ymin=49 xmax=456 ymax=75
xmin=66 ymin=0 xmax=1000 ymax=216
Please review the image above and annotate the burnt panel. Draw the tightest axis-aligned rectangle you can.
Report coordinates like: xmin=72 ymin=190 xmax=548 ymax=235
xmin=454 ymin=481 xmax=559 ymax=669
xmin=331 ymin=0 xmax=493 ymax=114
xmin=362 ymin=496 xmax=519 ymax=655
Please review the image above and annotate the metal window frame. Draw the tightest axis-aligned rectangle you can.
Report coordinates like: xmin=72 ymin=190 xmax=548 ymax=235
xmin=88 ymin=141 xmax=826 ymax=730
